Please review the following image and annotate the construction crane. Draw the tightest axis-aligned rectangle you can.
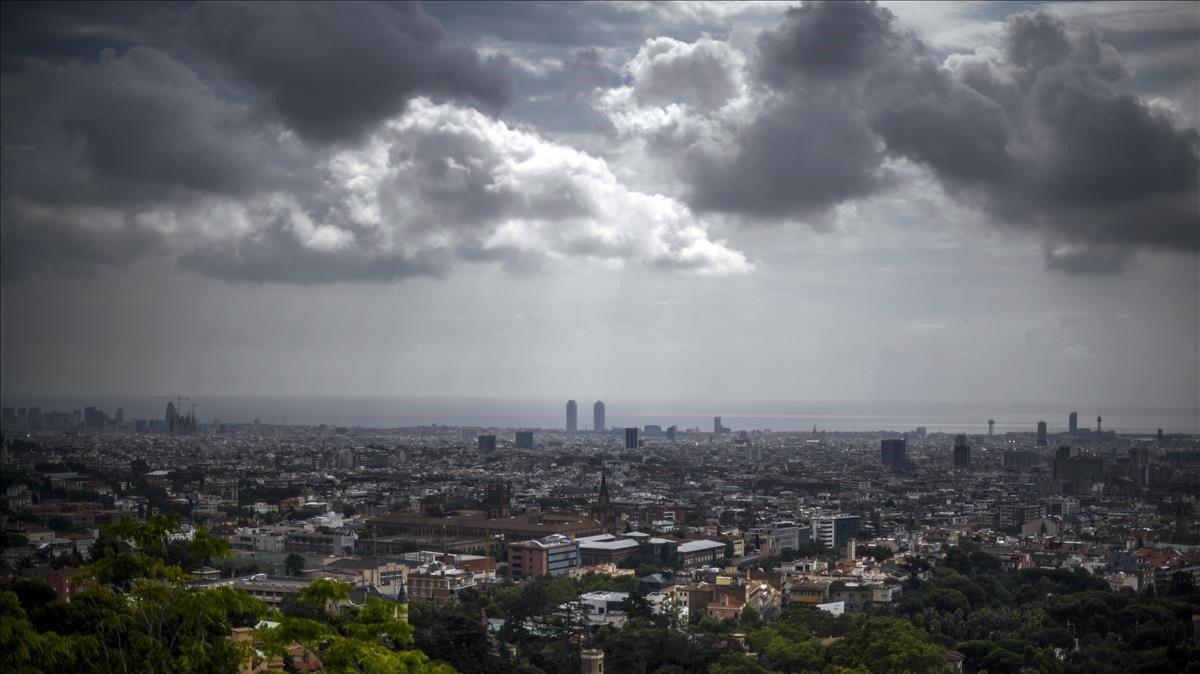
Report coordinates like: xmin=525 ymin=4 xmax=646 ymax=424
xmin=161 ymin=395 xmax=190 ymax=410
xmin=159 ymin=396 xmax=191 ymax=434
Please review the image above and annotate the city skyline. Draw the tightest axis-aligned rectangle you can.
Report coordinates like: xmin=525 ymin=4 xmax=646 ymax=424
xmin=3 ymin=396 xmax=1191 ymax=435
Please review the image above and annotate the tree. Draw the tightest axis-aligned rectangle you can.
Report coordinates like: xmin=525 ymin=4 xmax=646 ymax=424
xmin=285 ymin=553 xmax=306 ymax=577
xmin=709 ymin=652 xmax=773 ymax=674
xmin=297 ymin=578 xmax=352 ymax=614
xmin=8 ymin=579 xmax=58 ymax=610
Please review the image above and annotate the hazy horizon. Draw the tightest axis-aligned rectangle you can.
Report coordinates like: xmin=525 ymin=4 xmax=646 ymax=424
xmin=2 ymin=393 xmax=1194 ymax=434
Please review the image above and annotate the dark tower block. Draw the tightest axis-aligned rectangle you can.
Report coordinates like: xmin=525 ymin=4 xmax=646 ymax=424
xmin=566 ymin=400 xmax=578 ymax=432
xmin=953 ymin=435 xmax=971 ymax=469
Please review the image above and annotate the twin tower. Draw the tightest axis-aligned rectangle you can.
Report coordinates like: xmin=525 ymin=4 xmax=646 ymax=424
xmin=566 ymin=399 xmax=605 ymax=432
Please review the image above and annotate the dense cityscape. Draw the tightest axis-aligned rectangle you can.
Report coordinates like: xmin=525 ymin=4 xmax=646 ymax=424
xmin=1 ymin=398 xmax=1198 ymax=672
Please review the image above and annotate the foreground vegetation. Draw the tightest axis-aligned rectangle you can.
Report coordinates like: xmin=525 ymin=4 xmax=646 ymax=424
xmin=3 ymin=517 xmax=1197 ymax=673
xmin=1 ymin=515 xmax=450 ymax=673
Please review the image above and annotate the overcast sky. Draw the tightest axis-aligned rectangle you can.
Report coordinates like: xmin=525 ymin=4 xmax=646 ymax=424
xmin=1 ymin=1 xmax=1197 ymax=413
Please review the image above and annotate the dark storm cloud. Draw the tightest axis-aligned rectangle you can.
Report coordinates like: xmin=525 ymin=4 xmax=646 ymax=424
xmin=51 ymin=47 xmax=265 ymax=198
xmin=756 ymin=0 xmax=904 ymax=81
xmin=0 ymin=201 xmax=166 ymax=281
xmin=0 ymin=1 xmax=524 ymax=282
xmin=961 ymin=10 xmax=1200 ymax=253
xmin=874 ymin=80 xmax=1013 ymax=185
xmin=0 ymin=2 xmax=159 ymax=73
xmin=183 ymin=1 xmax=511 ymax=143
xmin=688 ymin=96 xmax=889 ymax=218
xmin=663 ymin=1 xmax=1199 ymax=271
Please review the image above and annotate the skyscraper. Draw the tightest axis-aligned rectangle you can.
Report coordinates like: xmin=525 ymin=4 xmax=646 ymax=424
xmin=84 ymin=406 xmax=104 ymax=429
xmin=566 ymin=400 xmax=578 ymax=432
xmin=1068 ymin=411 xmax=1078 ymax=434
xmin=1128 ymin=448 xmax=1151 ymax=487
xmin=593 ymin=400 xmax=605 ymax=433
xmin=1096 ymin=416 xmax=1102 ymax=433
xmin=713 ymin=416 xmax=725 ymax=433
xmin=953 ymin=434 xmax=971 ymax=469
xmin=478 ymin=434 xmax=497 ymax=454
xmin=1037 ymin=421 xmax=1048 ymax=446
xmin=165 ymin=402 xmax=176 ymax=434
xmin=988 ymin=419 xmax=994 ymax=436
xmin=880 ymin=439 xmax=906 ymax=469
xmin=515 ymin=431 xmax=534 ymax=449
xmin=625 ymin=427 xmax=639 ymax=450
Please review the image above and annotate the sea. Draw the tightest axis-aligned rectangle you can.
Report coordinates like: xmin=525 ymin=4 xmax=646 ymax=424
xmin=1 ymin=395 xmax=1197 ymax=435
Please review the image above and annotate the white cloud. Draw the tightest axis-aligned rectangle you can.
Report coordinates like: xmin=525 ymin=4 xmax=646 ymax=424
xmin=320 ymin=98 xmax=753 ymax=276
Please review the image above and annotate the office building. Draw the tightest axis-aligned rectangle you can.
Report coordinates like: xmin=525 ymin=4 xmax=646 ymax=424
xmin=764 ymin=522 xmax=810 ymax=551
xmin=507 ymin=534 xmax=580 ymax=578
xmin=1036 ymin=421 xmax=1048 ymax=447
xmin=666 ymin=425 xmax=677 ymax=441
xmin=1129 ymin=448 xmax=1151 ymax=487
xmin=566 ymin=400 xmax=578 ymax=432
xmin=1068 ymin=411 xmax=1078 ymax=434
xmin=478 ymin=434 xmax=497 ymax=454
xmin=578 ymin=537 xmax=639 ymax=565
xmin=625 ymin=428 xmax=639 ymax=449
xmin=1053 ymin=446 xmax=1104 ymax=489
xmin=997 ymin=503 xmax=1044 ymax=529
xmin=811 ymin=514 xmax=861 ymax=549
xmin=84 ymin=406 xmax=105 ymax=429
xmin=747 ymin=445 xmax=763 ymax=464
xmin=515 ymin=431 xmax=534 ymax=449
xmin=880 ymin=439 xmax=906 ymax=469
xmin=953 ymin=435 xmax=971 ymax=469
xmin=407 ymin=568 xmax=476 ymax=603
xmin=593 ymin=400 xmax=605 ymax=433
xmin=714 ymin=416 xmax=729 ymax=433
xmin=285 ymin=530 xmax=357 ymax=556
xmin=676 ymin=540 xmax=728 ymax=567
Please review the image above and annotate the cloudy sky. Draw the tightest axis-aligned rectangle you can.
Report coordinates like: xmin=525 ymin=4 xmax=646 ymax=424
xmin=1 ymin=1 xmax=1197 ymax=415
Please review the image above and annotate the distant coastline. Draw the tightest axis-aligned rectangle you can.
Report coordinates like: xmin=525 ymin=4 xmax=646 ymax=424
xmin=1 ymin=394 xmax=1196 ymax=435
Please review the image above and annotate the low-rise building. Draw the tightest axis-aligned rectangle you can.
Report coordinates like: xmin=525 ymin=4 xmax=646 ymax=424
xmin=677 ymin=539 xmax=727 ymax=567
xmin=508 ymin=534 xmax=580 ymax=578
xmin=578 ymin=538 xmax=639 ymax=566
xmin=407 ymin=566 xmax=475 ymax=603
